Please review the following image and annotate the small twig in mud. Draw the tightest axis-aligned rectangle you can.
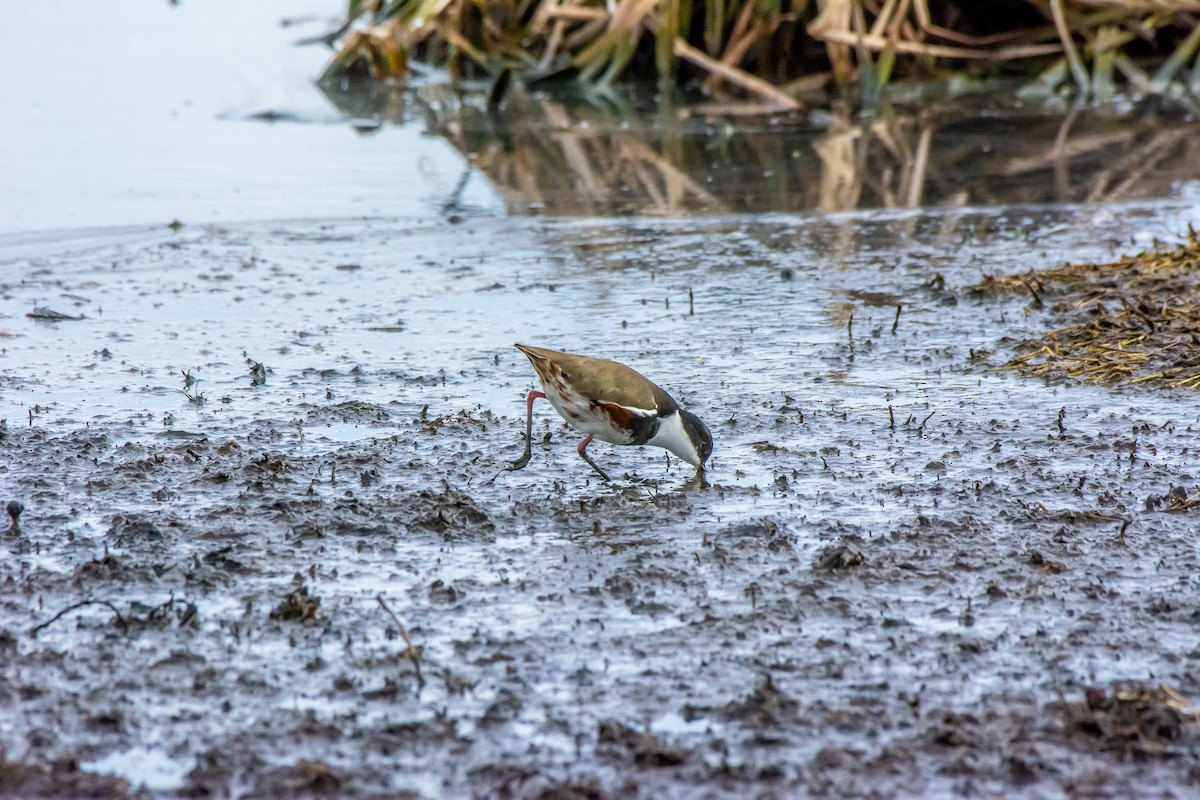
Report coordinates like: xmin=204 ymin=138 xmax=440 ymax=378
xmin=30 ymin=599 xmax=129 ymax=637
xmin=1020 ymin=275 xmax=1044 ymax=308
xmin=27 ymin=307 xmax=83 ymax=321
xmin=376 ymin=595 xmax=425 ymax=690
xmin=149 ymin=592 xmax=198 ymax=627
xmin=916 ymin=411 xmax=935 ymax=436
xmin=847 ymin=312 xmax=855 ymax=352
xmin=248 ymin=360 xmax=267 ymax=386
xmin=5 ymin=500 xmax=23 ymax=535
xmin=1057 ymin=407 xmax=1067 ymax=435
xmin=688 ymin=288 xmax=695 ymax=316
xmin=888 ymin=405 xmax=895 ymax=430
xmin=892 ymin=304 xmax=902 ymax=335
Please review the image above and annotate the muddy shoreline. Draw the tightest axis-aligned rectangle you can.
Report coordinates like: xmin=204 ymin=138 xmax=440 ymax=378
xmin=3 ymin=207 xmax=1200 ymax=797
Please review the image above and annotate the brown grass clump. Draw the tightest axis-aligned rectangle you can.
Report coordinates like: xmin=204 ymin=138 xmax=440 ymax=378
xmin=319 ymin=0 xmax=1200 ymax=109
xmin=1063 ymin=683 xmax=1200 ymax=759
xmin=981 ymin=227 xmax=1200 ymax=388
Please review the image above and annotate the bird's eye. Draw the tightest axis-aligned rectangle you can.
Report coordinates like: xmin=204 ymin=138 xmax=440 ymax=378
xmin=560 ymin=371 xmax=569 ymax=380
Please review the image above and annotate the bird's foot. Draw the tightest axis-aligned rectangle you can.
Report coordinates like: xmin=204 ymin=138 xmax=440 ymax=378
xmin=505 ymin=452 xmax=532 ymax=472
xmin=489 ymin=448 xmax=533 ymax=484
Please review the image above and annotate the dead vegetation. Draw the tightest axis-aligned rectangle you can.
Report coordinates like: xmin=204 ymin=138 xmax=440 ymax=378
xmin=597 ymin=720 xmax=689 ymax=766
xmin=1063 ymin=683 xmax=1200 ymax=759
xmin=0 ymin=757 xmax=134 ymax=799
xmin=979 ymin=227 xmax=1200 ymax=388
xmin=320 ymin=0 xmax=1200 ymax=109
xmin=269 ymin=583 xmax=323 ymax=621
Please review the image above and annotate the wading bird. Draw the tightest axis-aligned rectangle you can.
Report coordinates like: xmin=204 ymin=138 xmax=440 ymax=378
xmin=502 ymin=344 xmax=712 ymax=481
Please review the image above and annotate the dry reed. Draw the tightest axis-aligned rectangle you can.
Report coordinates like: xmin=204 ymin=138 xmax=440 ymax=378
xmin=320 ymin=0 xmax=1200 ymax=107
xmin=978 ymin=227 xmax=1200 ymax=388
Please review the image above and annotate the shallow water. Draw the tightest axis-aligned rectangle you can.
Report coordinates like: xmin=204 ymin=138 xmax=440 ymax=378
xmin=0 ymin=1 xmax=499 ymax=235
xmin=3 ymin=3 xmax=1200 ymax=799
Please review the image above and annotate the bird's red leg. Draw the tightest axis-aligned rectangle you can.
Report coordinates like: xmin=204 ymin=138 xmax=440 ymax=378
xmin=577 ymin=433 xmax=611 ymax=482
xmin=504 ymin=390 xmax=546 ymax=472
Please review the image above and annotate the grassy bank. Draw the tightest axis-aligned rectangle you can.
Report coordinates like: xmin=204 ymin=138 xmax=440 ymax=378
xmin=320 ymin=0 xmax=1200 ymax=109
xmin=978 ymin=228 xmax=1200 ymax=389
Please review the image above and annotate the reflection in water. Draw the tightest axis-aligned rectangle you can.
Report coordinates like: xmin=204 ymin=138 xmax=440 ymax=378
xmin=319 ymin=82 xmax=1200 ymax=216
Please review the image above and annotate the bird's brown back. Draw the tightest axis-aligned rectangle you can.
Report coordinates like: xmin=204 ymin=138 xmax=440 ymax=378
xmin=515 ymin=344 xmax=679 ymax=414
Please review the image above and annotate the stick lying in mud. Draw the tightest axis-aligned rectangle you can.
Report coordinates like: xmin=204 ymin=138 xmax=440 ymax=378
xmin=916 ymin=410 xmax=935 ymax=436
xmin=26 ymin=307 xmax=84 ymax=321
xmin=1020 ymin=276 xmax=1044 ymax=308
xmin=376 ymin=594 xmax=425 ymax=690
xmin=30 ymin=599 xmax=129 ymax=637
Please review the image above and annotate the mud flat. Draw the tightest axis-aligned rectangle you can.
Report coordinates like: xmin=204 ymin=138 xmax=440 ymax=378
xmin=2 ymin=203 xmax=1199 ymax=797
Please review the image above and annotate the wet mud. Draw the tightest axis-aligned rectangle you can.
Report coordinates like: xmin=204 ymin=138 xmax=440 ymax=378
xmin=2 ymin=203 xmax=1200 ymax=797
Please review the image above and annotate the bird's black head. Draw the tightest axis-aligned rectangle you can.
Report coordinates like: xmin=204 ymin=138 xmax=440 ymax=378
xmin=680 ymin=409 xmax=713 ymax=466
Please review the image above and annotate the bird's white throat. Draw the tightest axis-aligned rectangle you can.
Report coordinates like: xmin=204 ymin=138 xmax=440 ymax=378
xmin=648 ymin=411 xmax=702 ymax=466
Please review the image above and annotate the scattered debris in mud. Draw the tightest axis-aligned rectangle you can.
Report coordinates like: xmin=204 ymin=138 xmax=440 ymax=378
xmin=1144 ymin=483 xmax=1200 ymax=512
xmin=597 ymin=720 xmax=689 ymax=768
xmin=252 ymin=758 xmax=347 ymax=798
xmin=715 ymin=673 xmax=801 ymax=728
xmin=0 ymin=757 xmax=134 ymax=799
xmin=1061 ymin=683 xmax=1200 ymax=760
xmin=813 ymin=537 xmax=865 ymax=570
xmin=305 ymin=399 xmax=391 ymax=425
xmin=975 ymin=227 xmax=1200 ymax=387
xmin=269 ymin=583 xmax=322 ymax=622
xmin=4 ymin=211 xmax=1200 ymax=798
xmin=407 ymin=486 xmax=495 ymax=536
